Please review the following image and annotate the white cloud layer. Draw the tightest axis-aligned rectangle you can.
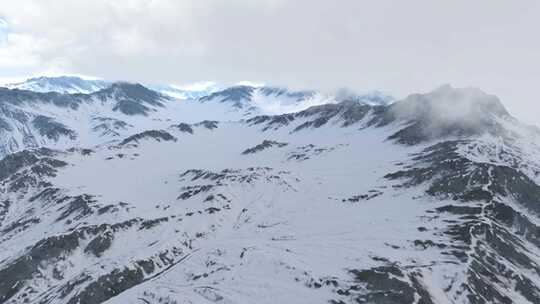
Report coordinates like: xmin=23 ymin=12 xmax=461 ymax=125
xmin=0 ymin=1 xmax=540 ymax=125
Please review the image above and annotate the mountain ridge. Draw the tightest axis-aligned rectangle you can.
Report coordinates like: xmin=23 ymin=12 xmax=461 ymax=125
xmin=0 ymin=80 xmax=395 ymax=159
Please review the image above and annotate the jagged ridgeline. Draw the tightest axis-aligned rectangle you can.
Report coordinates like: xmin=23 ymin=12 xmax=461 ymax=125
xmin=0 ymin=79 xmax=391 ymax=159
xmin=0 ymin=83 xmax=540 ymax=304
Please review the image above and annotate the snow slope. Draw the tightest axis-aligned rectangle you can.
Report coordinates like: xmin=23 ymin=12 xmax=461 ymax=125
xmin=0 ymin=85 xmax=539 ymax=303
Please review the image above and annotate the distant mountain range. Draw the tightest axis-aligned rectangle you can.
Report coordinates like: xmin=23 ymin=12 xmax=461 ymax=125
xmin=2 ymin=75 xmax=393 ymax=109
xmin=4 ymin=76 xmax=111 ymax=94
xmin=0 ymin=77 xmax=393 ymax=159
xmin=3 ymin=76 xmax=221 ymax=99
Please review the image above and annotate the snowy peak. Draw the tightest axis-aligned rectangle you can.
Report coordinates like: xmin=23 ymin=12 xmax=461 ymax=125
xmin=199 ymin=85 xmax=256 ymax=107
xmin=3 ymin=76 xmax=221 ymax=99
xmin=381 ymin=85 xmax=512 ymax=144
xmin=5 ymin=76 xmax=110 ymax=94
xmin=91 ymin=82 xmax=168 ymax=116
xmin=245 ymin=85 xmax=515 ymax=145
xmin=3 ymin=76 xmax=394 ymax=111
xmin=198 ymin=85 xmax=318 ymax=107
xmin=393 ymin=84 xmax=509 ymax=120
xmin=93 ymin=82 xmax=167 ymax=104
xmin=199 ymin=85 xmax=392 ymax=115
xmin=0 ymin=82 xmax=174 ymax=158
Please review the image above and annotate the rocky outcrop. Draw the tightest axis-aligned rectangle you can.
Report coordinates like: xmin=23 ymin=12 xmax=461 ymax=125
xmin=241 ymin=140 xmax=288 ymax=155
xmin=120 ymin=130 xmax=177 ymax=146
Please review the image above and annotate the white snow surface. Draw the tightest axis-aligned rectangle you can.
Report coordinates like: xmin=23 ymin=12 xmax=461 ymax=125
xmin=1 ymin=85 xmax=540 ymax=304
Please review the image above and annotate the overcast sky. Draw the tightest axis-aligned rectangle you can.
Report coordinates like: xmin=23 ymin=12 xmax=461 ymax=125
xmin=0 ymin=1 xmax=539 ymax=126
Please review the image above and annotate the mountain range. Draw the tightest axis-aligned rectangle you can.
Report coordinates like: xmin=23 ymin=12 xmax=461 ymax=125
xmin=0 ymin=77 xmax=393 ymax=159
xmin=0 ymin=78 xmax=539 ymax=304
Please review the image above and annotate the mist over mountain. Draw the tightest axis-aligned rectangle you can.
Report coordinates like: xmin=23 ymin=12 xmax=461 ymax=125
xmin=0 ymin=78 xmax=540 ymax=304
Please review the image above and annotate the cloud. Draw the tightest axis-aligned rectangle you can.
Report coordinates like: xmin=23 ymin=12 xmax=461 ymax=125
xmin=0 ymin=1 xmax=540 ymax=126
xmin=0 ymin=17 xmax=10 ymax=46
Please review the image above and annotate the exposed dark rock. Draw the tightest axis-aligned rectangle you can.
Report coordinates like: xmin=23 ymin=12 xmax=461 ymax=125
xmin=139 ymin=217 xmax=169 ymax=230
xmin=0 ymin=150 xmax=40 ymax=181
xmin=91 ymin=117 xmax=132 ymax=136
xmin=246 ymin=114 xmax=296 ymax=131
xmin=0 ymin=217 xmax=40 ymax=234
xmin=1 ymin=150 xmax=66 ymax=192
xmin=179 ymin=169 xmax=226 ymax=181
xmin=93 ymin=82 xmax=166 ymax=116
xmin=178 ymin=185 xmax=215 ymax=200
xmin=136 ymin=259 xmax=156 ymax=274
xmin=323 ymin=265 xmax=433 ymax=304
xmin=194 ymin=120 xmax=219 ymax=130
xmin=56 ymin=194 xmax=96 ymax=222
xmin=0 ymin=87 xmax=82 ymax=109
xmin=56 ymin=274 xmax=92 ymax=300
xmin=348 ymin=266 xmax=417 ymax=304
xmin=199 ymin=86 xmax=316 ymax=111
xmin=342 ymin=190 xmax=383 ymax=203
xmin=171 ymin=122 xmax=194 ymax=134
xmin=29 ymin=187 xmax=62 ymax=203
xmin=199 ymin=86 xmax=255 ymax=108
xmin=66 ymin=267 xmax=145 ymax=304
xmin=32 ymin=115 xmax=77 ymax=141
xmin=294 ymin=100 xmax=372 ymax=131
xmin=385 ymin=139 xmax=540 ymax=302
xmin=259 ymin=87 xmax=316 ymax=101
xmin=241 ymin=140 xmax=288 ymax=155
xmin=120 ymin=130 xmax=177 ymax=146
xmin=386 ymin=140 xmax=540 ymax=213
xmin=84 ymin=231 xmax=114 ymax=257
xmin=112 ymin=99 xmax=151 ymax=116
xmin=0 ymin=231 xmax=84 ymax=302
xmin=245 ymin=100 xmax=372 ymax=132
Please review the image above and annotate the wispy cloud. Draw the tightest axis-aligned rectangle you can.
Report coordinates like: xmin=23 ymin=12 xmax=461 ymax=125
xmin=0 ymin=17 xmax=8 ymax=44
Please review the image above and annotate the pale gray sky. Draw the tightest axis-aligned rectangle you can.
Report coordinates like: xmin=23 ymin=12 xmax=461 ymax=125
xmin=0 ymin=1 xmax=539 ymax=126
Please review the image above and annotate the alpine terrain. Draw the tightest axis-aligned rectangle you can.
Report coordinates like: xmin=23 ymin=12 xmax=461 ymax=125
xmin=0 ymin=80 xmax=539 ymax=304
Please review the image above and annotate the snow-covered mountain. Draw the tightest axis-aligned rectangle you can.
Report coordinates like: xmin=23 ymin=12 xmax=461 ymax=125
xmin=0 ymin=82 xmax=393 ymax=159
xmin=4 ymin=76 xmax=111 ymax=94
xmin=148 ymin=84 xmax=221 ymax=100
xmin=2 ymin=76 xmax=391 ymax=113
xmin=2 ymin=76 xmax=219 ymax=99
xmin=1 ymin=84 xmax=540 ymax=304
xmin=198 ymin=85 xmax=393 ymax=115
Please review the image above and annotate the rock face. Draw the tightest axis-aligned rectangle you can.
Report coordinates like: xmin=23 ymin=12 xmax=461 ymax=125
xmin=199 ymin=85 xmax=257 ymax=108
xmin=93 ymin=82 xmax=167 ymax=116
xmin=241 ymin=140 xmax=289 ymax=155
xmin=0 ymin=83 xmax=170 ymax=158
xmin=0 ymin=84 xmax=540 ymax=304
xmin=120 ymin=130 xmax=177 ymax=146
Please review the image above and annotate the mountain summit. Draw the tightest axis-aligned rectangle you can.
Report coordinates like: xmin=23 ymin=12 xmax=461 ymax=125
xmin=4 ymin=76 xmax=110 ymax=94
